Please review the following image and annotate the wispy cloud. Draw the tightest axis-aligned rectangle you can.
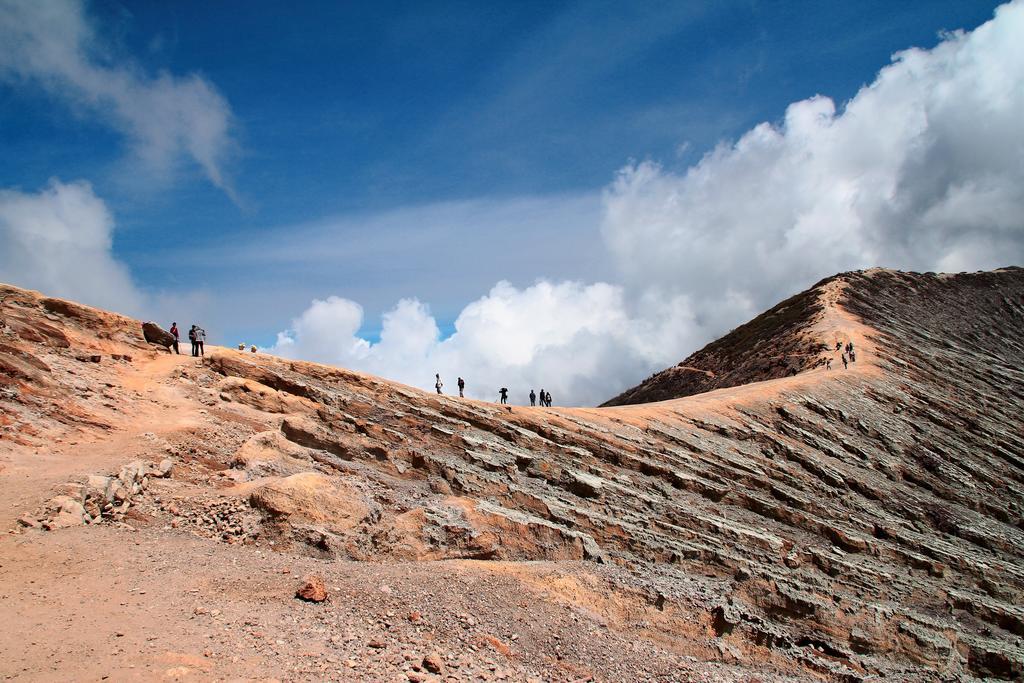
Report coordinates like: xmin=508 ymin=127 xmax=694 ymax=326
xmin=137 ymin=192 xmax=610 ymax=325
xmin=0 ymin=0 xmax=237 ymax=198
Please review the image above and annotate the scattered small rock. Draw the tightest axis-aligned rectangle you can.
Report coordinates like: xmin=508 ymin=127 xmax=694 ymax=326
xmin=422 ymin=653 xmax=445 ymax=674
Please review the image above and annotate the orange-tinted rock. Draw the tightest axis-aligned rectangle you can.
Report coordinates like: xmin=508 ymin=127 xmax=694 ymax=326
xmin=295 ymin=575 xmax=327 ymax=602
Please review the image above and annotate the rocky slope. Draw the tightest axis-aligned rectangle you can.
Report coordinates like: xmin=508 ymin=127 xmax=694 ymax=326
xmin=602 ymin=276 xmax=834 ymax=406
xmin=1 ymin=269 xmax=1023 ymax=681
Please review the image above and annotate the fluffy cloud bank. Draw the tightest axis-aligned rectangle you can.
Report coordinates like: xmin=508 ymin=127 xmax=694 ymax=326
xmin=0 ymin=179 xmax=145 ymax=314
xmin=0 ymin=0 xmax=235 ymax=195
xmin=603 ymin=0 xmax=1024 ymax=314
xmin=0 ymin=179 xmax=216 ymax=330
xmin=270 ymin=1 xmax=1024 ymax=404
xmin=272 ymin=282 xmax=697 ymax=406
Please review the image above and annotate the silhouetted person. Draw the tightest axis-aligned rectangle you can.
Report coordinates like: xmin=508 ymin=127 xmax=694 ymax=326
xmin=169 ymin=322 xmax=180 ymax=355
xmin=538 ymin=388 xmax=545 ymax=407
xmin=457 ymin=377 xmax=465 ymax=397
xmin=545 ymin=391 xmax=552 ymax=407
xmin=435 ymin=373 xmax=443 ymax=395
xmin=498 ymin=387 xmax=508 ymax=404
xmin=529 ymin=389 xmax=536 ymax=406
xmin=188 ymin=325 xmax=199 ymax=356
xmin=842 ymin=354 xmax=848 ymax=369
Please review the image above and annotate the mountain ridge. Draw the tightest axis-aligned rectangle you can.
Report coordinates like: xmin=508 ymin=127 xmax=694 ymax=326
xmin=602 ymin=267 xmax=1023 ymax=406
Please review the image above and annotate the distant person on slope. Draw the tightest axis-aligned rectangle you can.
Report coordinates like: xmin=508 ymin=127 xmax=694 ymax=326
xmin=841 ymin=354 xmax=848 ymax=369
xmin=457 ymin=377 xmax=465 ymax=397
xmin=538 ymin=389 xmax=545 ymax=407
xmin=435 ymin=374 xmax=443 ymax=395
xmin=545 ymin=391 xmax=552 ymax=407
xmin=196 ymin=326 xmax=206 ymax=356
xmin=499 ymin=387 xmax=508 ymax=405
xmin=188 ymin=325 xmax=198 ymax=357
xmin=529 ymin=389 xmax=536 ymax=406
xmin=169 ymin=322 xmax=180 ymax=355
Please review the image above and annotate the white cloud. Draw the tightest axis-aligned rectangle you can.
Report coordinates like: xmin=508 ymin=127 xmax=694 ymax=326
xmin=0 ymin=179 xmax=219 ymax=334
xmin=270 ymin=281 xmax=699 ymax=406
xmin=0 ymin=0 xmax=236 ymax=195
xmin=0 ymin=178 xmax=146 ymax=314
xmin=270 ymin=1 xmax=1024 ymax=405
xmin=602 ymin=0 xmax=1024 ymax=313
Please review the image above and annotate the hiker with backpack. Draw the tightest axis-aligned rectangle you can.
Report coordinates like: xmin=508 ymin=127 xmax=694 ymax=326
xmin=188 ymin=325 xmax=199 ymax=356
xmin=498 ymin=387 xmax=508 ymax=405
xmin=457 ymin=377 xmax=465 ymax=397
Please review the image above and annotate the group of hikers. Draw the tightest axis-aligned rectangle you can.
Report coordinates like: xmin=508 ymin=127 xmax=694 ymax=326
xmin=435 ymin=374 xmax=552 ymax=407
xmin=167 ymin=322 xmax=206 ymax=357
xmin=529 ymin=389 xmax=552 ymax=407
xmin=826 ymin=339 xmax=856 ymax=370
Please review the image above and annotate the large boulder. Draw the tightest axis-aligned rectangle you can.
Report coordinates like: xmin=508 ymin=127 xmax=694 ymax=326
xmin=249 ymin=472 xmax=373 ymax=531
xmin=142 ymin=321 xmax=175 ymax=349
xmin=231 ymin=431 xmax=311 ymax=478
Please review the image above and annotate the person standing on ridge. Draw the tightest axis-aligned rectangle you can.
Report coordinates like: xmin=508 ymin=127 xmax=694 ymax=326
xmin=529 ymin=389 xmax=536 ymax=406
xmin=457 ymin=377 xmax=465 ymax=397
xmin=169 ymin=322 xmax=180 ymax=355
xmin=498 ymin=387 xmax=508 ymax=405
xmin=545 ymin=391 xmax=552 ymax=407
xmin=188 ymin=325 xmax=198 ymax=357
xmin=538 ymin=389 xmax=545 ymax=407
xmin=196 ymin=325 xmax=206 ymax=356
xmin=841 ymin=354 xmax=848 ymax=369
xmin=435 ymin=374 xmax=443 ymax=395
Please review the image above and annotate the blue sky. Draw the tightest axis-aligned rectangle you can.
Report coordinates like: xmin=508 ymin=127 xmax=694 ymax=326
xmin=2 ymin=0 xmax=1021 ymax=403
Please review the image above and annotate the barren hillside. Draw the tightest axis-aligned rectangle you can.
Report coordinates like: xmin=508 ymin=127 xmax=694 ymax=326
xmin=2 ymin=268 xmax=1023 ymax=682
